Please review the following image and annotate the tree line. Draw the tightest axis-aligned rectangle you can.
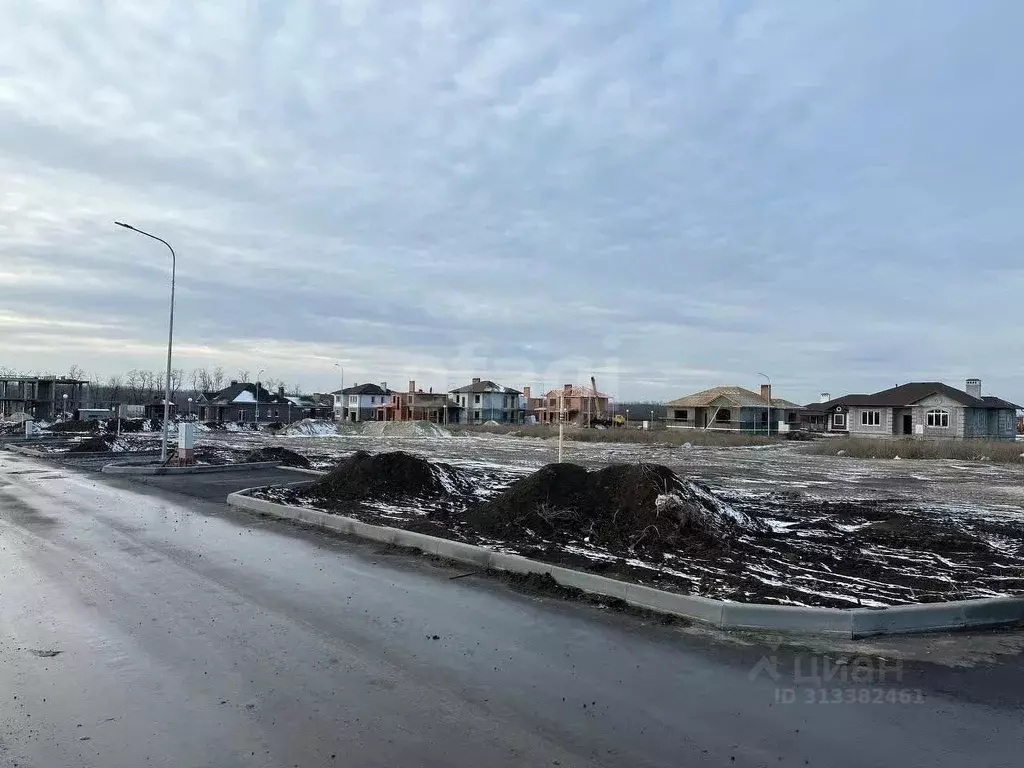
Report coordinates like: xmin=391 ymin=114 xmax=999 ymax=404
xmin=0 ymin=365 xmax=297 ymax=406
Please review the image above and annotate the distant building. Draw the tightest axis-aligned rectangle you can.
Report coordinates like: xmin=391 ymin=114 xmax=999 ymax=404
xmin=803 ymin=379 xmax=1019 ymax=440
xmin=530 ymin=384 xmax=611 ymax=425
xmin=448 ymin=378 xmax=523 ymax=424
xmin=283 ymin=393 xmax=334 ymax=422
xmin=664 ymin=385 xmax=803 ymax=433
xmin=0 ymin=375 xmax=88 ymax=421
xmin=375 ymin=380 xmax=461 ymax=423
xmin=333 ymin=383 xmax=392 ymax=422
xmin=196 ymin=381 xmax=289 ymax=424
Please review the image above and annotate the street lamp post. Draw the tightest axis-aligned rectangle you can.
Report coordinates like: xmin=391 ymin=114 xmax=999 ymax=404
xmin=625 ymin=408 xmax=630 ymax=427
xmin=758 ymin=372 xmax=772 ymax=437
xmin=62 ymin=393 xmax=69 ymax=420
xmin=187 ymin=397 xmax=193 ymax=420
xmin=334 ymin=362 xmax=345 ymax=421
xmin=255 ymin=369 xmax=265 ymax=425
xmin=650 ymin=409 xmax=654 ymax=430
xmin=116 ymin=221 xmax=176 ymax=463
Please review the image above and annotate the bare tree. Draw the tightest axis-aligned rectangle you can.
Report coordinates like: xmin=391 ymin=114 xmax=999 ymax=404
xmin=107 ymin=375 xmax=123 ymax=403
xmin=212 ymin=366 xmax=225 ymax=390
xmin=168 ymin=368 xmax=185 ymax=399
xmin=67 ymin=364 xmax=86 ymax=381
xmin=237 ymin=369 xmax=251 ymax=384
xmin=125 ymin=369 xmax=142 ymax=404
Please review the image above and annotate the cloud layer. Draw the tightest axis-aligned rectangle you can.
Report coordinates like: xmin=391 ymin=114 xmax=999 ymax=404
xmin=2 ymin=1 xmax=1022 ymax=403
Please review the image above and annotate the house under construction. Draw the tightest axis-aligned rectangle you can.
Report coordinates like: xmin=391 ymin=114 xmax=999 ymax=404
xmin=0 ymin=376 xmax=88 ymax=420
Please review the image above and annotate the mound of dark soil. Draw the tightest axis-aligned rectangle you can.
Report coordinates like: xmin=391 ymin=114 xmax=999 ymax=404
xmin=465 ymin=462 xmax=764 ymax=556
xmin=69 ymin=434 xmax=116 ymax=452
xmin=108 ymin=418 xmax=146 ymax=433
xmin=244 ymin=447 xmax=310 ymax=469
xmin=49 ymin=420 xmax=99 ymax=434
xmin=859 ymin=516 xmax=991 ymax=555
xmin=308 ymin=450 xmax=471 ymax=504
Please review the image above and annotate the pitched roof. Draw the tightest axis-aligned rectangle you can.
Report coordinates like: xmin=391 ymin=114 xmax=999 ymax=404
xmin=827 ymin=382 xmax=1020 ymax=410
xmin=811 ymin=383 xmax=1020 ymax=411
xmin=449 ymin=380 xmax=522 ymax=395
xmin=667 ymin=386 xmax=803 ymax=410
xmin=204 ymin=382 xmax=288 ymax=406
xmin=542 ymin=386 xmax=611 ymax=400
xmin=332 ymin=383 xmax=391 ymax=396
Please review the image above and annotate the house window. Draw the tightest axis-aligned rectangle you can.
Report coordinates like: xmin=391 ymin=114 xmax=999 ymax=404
xmin=350 ymin=395 xmax=358 ymax=405
xmin=474 ymin=410 xmax=481 ymax=421
xmin=861 ymin=411 xmax=881 ymax=426
xmin=371 ymin=396 xmax=376 ymax=404
xmin=474 ymin=394 xmax=481 ymax=404
xmin=926 ymin=409 xmax=949 ymax=428
xmin=273 ymin=409 xmax=279 ymax=418
xmin=787 ymin=411 xmax=796 ymax=422
xmin=715 ymin=409 xmax=731 ymax=423
xmin=673 ymin=409 xmax=688 ymax=421
xmin=832 ymin=413 xmax=846 ymax=427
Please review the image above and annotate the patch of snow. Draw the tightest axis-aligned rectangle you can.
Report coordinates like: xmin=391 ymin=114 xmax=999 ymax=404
xmin=233 ymin=391 xmax=256 ymax=403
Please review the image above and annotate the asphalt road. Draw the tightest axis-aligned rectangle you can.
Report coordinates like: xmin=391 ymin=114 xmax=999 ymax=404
xmin=1 ymin=450 xmax=1023 ymax=768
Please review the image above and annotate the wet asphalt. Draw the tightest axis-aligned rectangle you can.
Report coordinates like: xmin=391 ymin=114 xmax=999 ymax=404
xmin=1 ymin=450 xmax=1022 ymax=768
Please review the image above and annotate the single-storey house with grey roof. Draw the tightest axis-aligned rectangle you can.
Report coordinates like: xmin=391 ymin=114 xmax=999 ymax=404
xmin=805 ymin=379 xmax=1019 ymax=440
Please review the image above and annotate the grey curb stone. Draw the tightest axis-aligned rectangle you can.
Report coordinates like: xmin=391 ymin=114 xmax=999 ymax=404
xmin=102 ymin=461 xmax=282 ymax=475
xmin=225 ymin=488 xmax=1024 ymax=638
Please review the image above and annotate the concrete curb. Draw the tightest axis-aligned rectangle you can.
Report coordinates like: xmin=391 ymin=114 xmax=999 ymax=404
xmin=3 ymin=443 xmax=60 ymax=458
xmin=277 ymin=467 xmax=329 ymax=476
xmin=225 ymin=489 xmax=1024 ymax=638
xmin=102 ymin=461 xmax=282 ymax=476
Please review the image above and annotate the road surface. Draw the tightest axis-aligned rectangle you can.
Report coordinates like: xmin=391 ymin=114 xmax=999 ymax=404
xmin=1 ymin=450 xmax=1022 ymax=767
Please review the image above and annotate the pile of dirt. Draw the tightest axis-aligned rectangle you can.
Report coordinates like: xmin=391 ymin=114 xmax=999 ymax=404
xmin=49 ymin=420 xmax=100 ymax=434
xmin=69 ymin=434 xmax=118 ymax=452
xmin=307 ymin=450 xmax=471 ymax=504
xmin=244 ymin=447 xmax=310 ymax=469
xmin=465 ymin=462 xmax=765 ymax=556
xmin=279 ymin=419 xmax=340 ymax=437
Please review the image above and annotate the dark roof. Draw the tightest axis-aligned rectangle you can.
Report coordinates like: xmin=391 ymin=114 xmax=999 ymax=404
xmin=449 ymin=380 xmax=522 ymax=395
xmin=810 ymin=383 xmax=1020 ymax=412
xmin=333 ymin=383 xmax=391 ymax=396
xmin=205 ymin=382 xmax=288 ymax=406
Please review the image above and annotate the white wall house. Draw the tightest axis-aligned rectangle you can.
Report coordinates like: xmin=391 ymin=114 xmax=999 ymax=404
xmin=333 ymin=383 xmax=391 ymax=422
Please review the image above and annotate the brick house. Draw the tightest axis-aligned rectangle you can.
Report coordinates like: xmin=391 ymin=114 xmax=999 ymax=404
xmin=530 ymin=384 xmax=611 ymax=425
xmin=375 ymin=380 xmax=462 ymax=423
xmin=805 ymin=379 xmax=1019 ymax=440
xmin=196 ymin=381 xmax=290 ymax=424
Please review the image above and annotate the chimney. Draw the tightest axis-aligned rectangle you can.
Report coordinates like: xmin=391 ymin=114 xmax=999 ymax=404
xmin=472 ymin=377 xmax=481 ymax=384
xmin=564 ymin=384 xmax=572 ymax=393
xmin=380 ymin=382 xmax=386 ymax=390
xmin=230 ymin=379 xmax=238 ymax=386
xmin=278 ymin=385 xmax=285 ymax=397
xmin=966 ymin=378 xmax=982 ymax=399
xmin=408 ymin=380 xmax=415 ymax=393
xmin=760 ymin=384 xmax=771 ymax=401
xmin=820 ymin=392 xmax=830 ymax=403
xmin=523 ymin=386 xmax=531 ymax=401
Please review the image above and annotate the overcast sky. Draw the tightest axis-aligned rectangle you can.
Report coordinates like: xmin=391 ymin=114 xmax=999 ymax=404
xmin=2 ymin=1 xmax=1022 ymax=403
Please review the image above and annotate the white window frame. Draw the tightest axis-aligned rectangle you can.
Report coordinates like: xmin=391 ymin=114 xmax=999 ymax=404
xmin=926 ymin=409 xmax=949 ymax=428
xmin=349 ymin=395 xmax=358 ymax=405
xmin=832 ymin=413 xmax=846 ymax=427
xmin=861 ymin=410 xmax=881 ymax=426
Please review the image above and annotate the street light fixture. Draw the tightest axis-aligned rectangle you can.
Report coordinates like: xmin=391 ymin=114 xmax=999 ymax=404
xmin=115 ymin=221 xmax=176 ymax=463
xmin=256 ymin=369 xmax=265 ymax=425
xmin=758 ymin=372 xmax=772 ymax=437
xmin=334 ymin=362 xmax=345 ymax=422
xmin=187 ymin=397 xmax=193 ymax=420
xmin=62 ymin=392 xmax=69 ymax=420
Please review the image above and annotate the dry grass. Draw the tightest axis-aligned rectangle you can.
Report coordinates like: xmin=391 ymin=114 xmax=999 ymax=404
xmin=801 ymin=437 xmax=1024 ymax=463
xmin=447 ymin=423 xmax=778 ymax=447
